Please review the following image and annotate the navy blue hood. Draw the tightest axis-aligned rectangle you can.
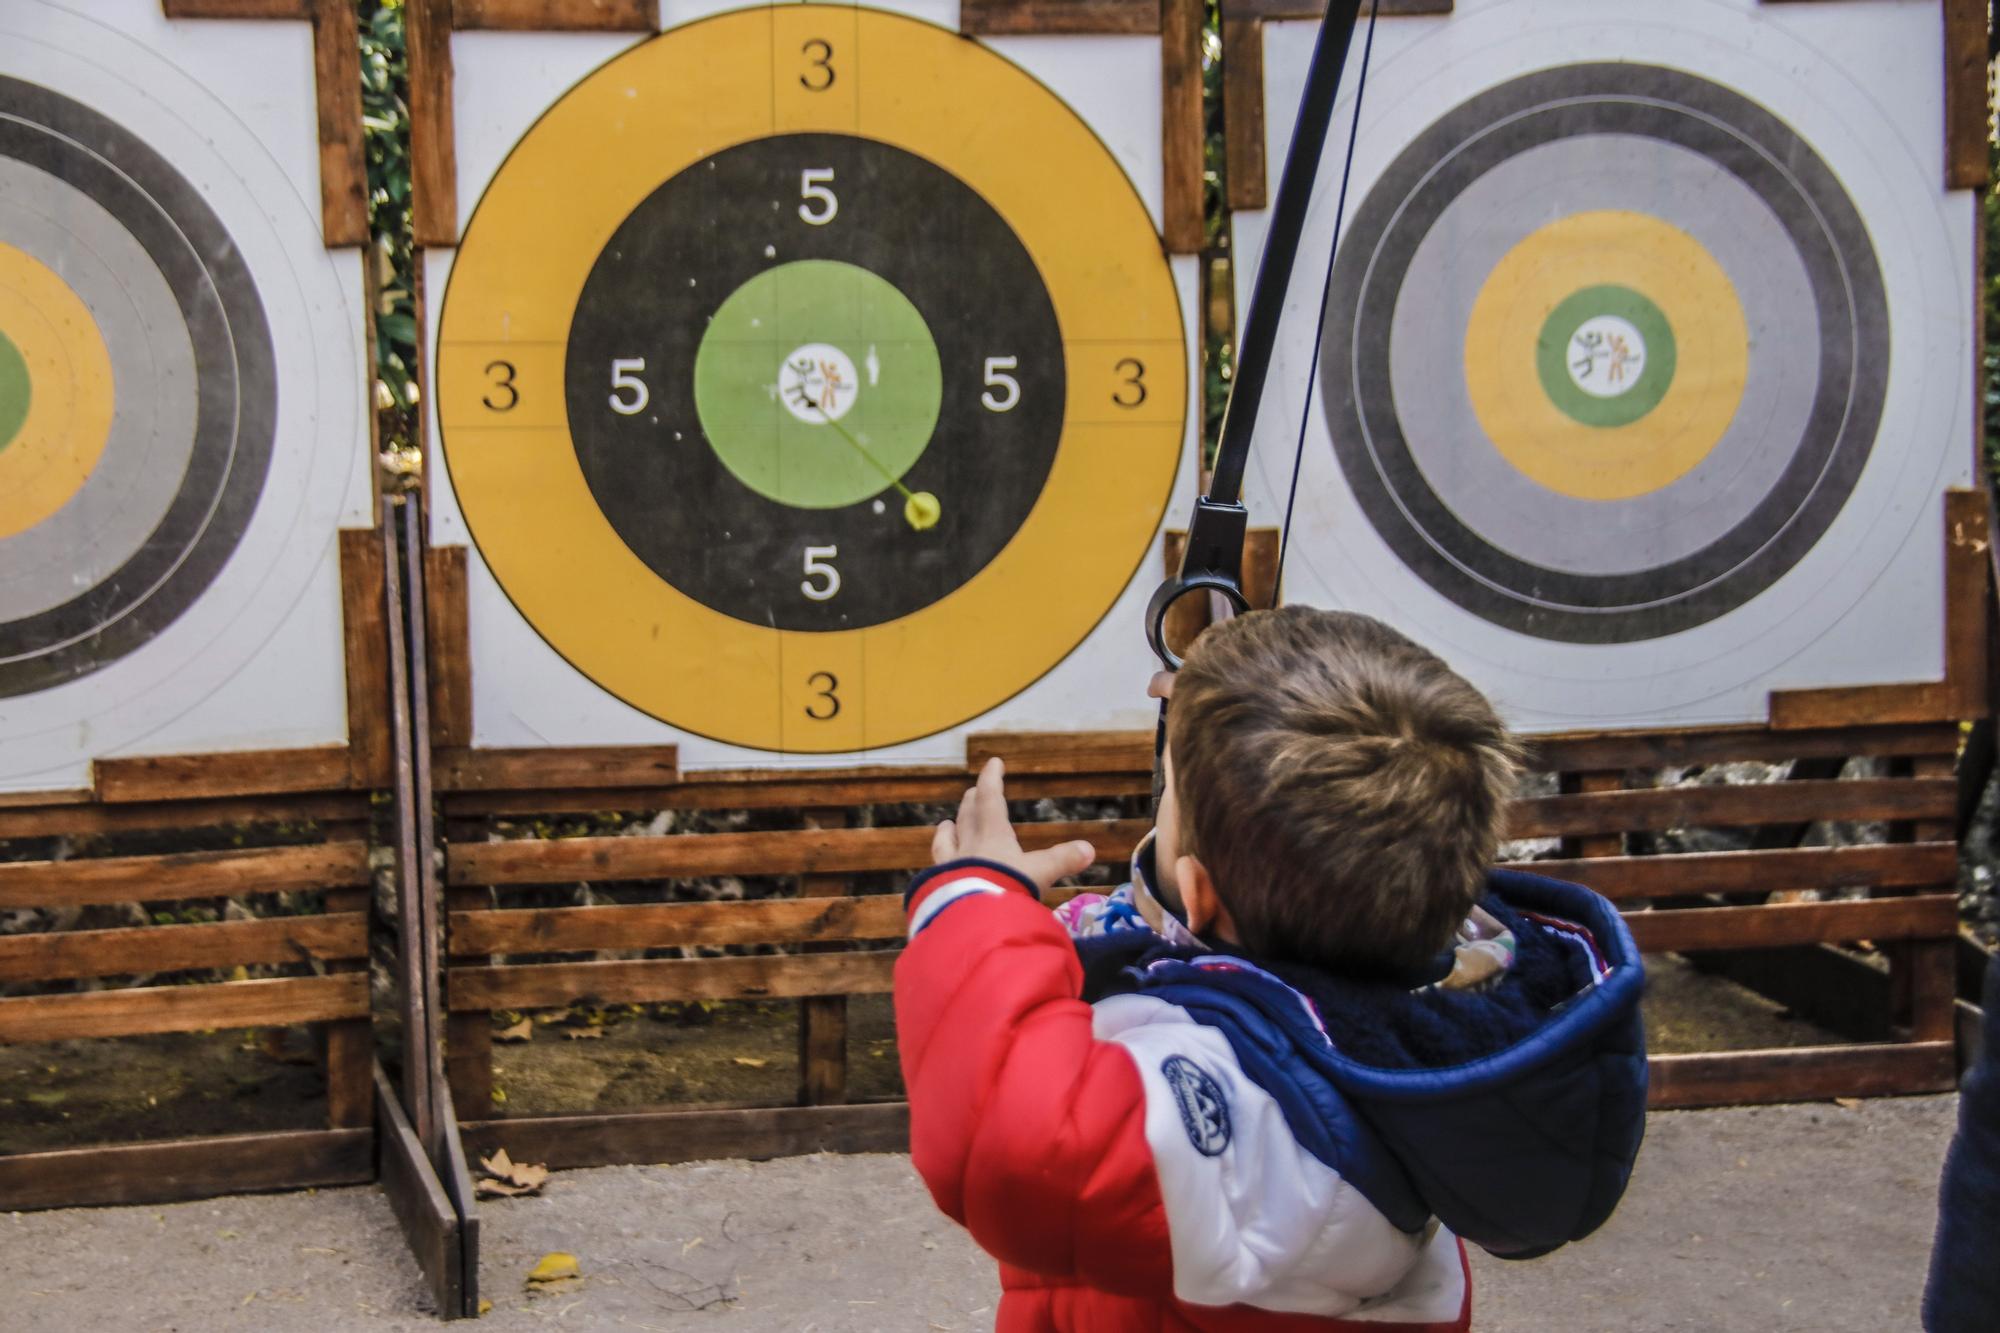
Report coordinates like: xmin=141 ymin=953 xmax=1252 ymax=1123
xmin=1076 ymin=868 xmax=1647 ymax=1260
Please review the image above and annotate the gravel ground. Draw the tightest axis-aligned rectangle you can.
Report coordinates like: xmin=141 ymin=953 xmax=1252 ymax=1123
xmin=6 ymin=1094 xmax=1962 ymax=1332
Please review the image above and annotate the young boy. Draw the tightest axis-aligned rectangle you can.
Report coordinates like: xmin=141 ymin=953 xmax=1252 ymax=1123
xmin=895 ymin=608 xmax=1646 ymax=1330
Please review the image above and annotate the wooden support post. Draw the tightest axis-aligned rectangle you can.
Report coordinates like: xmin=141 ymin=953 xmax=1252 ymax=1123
xmin=1558 ymin=772 xmax=1624 ymax=861
xmin=797 ymin=809 xmax=851 ymax=1107
xmin=322 ymin=886 xmax=374 ymax=1129
xmin=1161 ymin=0 xmax=1206 ymax=254
xmin=1901 ymin=752 xmax=1961 ymax=1043
xmin=408 ymin=0 xmax=460 ymax=248
xmin=445 ymin=857 xmax=495 ymax=1116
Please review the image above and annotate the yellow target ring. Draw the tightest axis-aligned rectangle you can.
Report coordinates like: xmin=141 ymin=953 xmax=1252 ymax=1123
xmin=437 ymin=8 xmax=1185 ymax=753
xmin=0 ymin=240 xmax=114 ymax=539
xmin=1464 ymin=210 xmax=1747 ymax=502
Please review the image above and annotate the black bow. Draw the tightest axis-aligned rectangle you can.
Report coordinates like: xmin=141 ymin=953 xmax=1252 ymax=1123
xmin=1146 ymin=0 xmax=1383 ymax=671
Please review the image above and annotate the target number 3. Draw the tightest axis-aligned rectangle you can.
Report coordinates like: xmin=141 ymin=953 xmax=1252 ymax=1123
xmin=801 ymin=545 xmax=841 ymax=601
xmin=799 ymin=169 xmax=838 ymax=226
xmin=801 ymin=38 xmax=835 ymax=91
xmin=483 ymin=360 xmax=519 ymax=412
xmin=609 ymin=358 xmax=650 ymax=415
xmin=806 ymin=671 xmax=841 ymax=720
xmin=1113 ymin=358 xmax=1148 ymax=409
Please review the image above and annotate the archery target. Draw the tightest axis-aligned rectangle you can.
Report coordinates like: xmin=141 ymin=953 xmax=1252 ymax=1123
xmin=0 ymin=1 xmax=366 ymax=790
xmin=1238 ymin=0 xmax=1973 ymax=730
xmin=428 ymin=2 xmax=1200 ymax=767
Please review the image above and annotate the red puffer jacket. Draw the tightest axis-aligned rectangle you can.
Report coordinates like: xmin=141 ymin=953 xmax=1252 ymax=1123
xmin=894 ymin=859 xmax=1473 ymax=1331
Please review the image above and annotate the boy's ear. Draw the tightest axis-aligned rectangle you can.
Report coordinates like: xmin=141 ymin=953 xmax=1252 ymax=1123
xmin=1175 ymin=855 xmax=1238 ymax=942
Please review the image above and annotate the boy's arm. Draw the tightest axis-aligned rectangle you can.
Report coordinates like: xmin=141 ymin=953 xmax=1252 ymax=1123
xmin=894 ymin=855 xmax=1174 ymax=1294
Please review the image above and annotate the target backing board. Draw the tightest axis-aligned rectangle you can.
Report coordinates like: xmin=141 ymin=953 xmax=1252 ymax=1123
xmin=1232 ymin=0 xmax=1977 ymax=733
xmin=0 ymin=1 xmax=370 ymax=793
xmin=426 ymin=1 xmax=1201 ymax=768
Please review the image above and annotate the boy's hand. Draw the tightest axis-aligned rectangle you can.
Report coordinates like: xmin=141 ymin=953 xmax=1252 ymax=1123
xmin=931 ymin=757 xmax=1095 ymax=894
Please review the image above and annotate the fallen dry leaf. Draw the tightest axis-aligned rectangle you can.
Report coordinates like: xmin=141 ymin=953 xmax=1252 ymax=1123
xmin=526 ymin=1251 xmax=580 ymax=1284
xmin=495 ymin=1018 xmax=533 ymax=1044
xmin=561 ymin=1027 xmax=604 ymax=1041
xmin=477 ymin=1148 xmax=550 ymax=1198
xmin=1833 ymin=1097 xmax=1863 ymax=1110
xmin=732 ymin=1057 xmax=769 ymax=1069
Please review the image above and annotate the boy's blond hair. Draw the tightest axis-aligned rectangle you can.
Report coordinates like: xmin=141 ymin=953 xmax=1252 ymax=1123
xmin=1169 ymin=607 xmax=1519 ymax=975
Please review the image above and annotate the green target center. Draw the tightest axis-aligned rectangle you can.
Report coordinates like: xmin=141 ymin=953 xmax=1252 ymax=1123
xmin=694 ymin=260 xmax=941 ymax=509
xmin=0 ymin=328 xmax=29 ymax=452
xmin=1535 ymin=285 xmax=1676 ymax=429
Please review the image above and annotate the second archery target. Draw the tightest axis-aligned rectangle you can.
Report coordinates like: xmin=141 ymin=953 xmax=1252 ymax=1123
xmin=1237 ymin=0 xmax=1974 ymax=730
xmin=0 ymin=1 xmax=367 ymax=791
xmin=431 ymin=3 xmax=1194 ymax=761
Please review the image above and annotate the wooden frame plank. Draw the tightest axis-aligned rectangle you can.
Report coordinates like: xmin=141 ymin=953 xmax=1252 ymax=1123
xmin=452 ymin=896 xmax=906 ymax=954
xmin=376 ymin=1065 xmax=470 ymax=1320
xmin=1501 ymin=842 xmax=1957 ymax=902
xmin=0 ymin=973 xmax=367 ymax=1043
xmin=341 ymin=527 xmax=394 ymax=788
xmin=1646 ymin=1042 xmax=1957 ymax=1108
xmin=1221 ymin=0 xmax=1451 ymax=16
xmin=436 ymin=745 xmax=680 ymax=792
xmin=409 ymin=0 xmax=460 ymax=247
xmin=1943 ymin=0 xmax=1991 ymax=189
xmin=447 ymin=950 xmax=899 ymax=1011
xmin=962 ymin=0 xmax=1161 ymax=34
xmin=447 ymin=818 xmax=1148 ymax=885
xmin=1221 ymin=11 xmax=1267 ymax=211
xmin=0 ymin=912 xmax=366 ymax=984
xmin=460 ymin=1102 xmax=909 ymax=1171
xmin=452 ymin=0 xmax=658 ymax=29
xmin=1162 ymin=0 xmax=1206 ymax=253
xmin=797 ymin=809 xmax=851 ymax=1107
xmin=162 ymin=0 xmax=310 ymax=19
xmin=440 ymin=768 xmax=1151 ymax=816
xmin=1625 ymin=896 xmax=1958 ymax=954
xmin=1507 ymin=777 xmax=1955 ymax=840
xmin=1523 ymin=722 xmax=1958 ymax=773
xmin=306 ymin=0 xmax=368 ymax=245
xmin=0 ymin=842 xmax=371 ymax=911
xmin=0 ymin=792 xmax=365 ymax=840
xmin=0 ymin=1128 xmax=371 ymax=1212
xmin=425 ymin=546 xmax=474 ymax=746
xmin=94 ymin=746 xmax=356 ymax=802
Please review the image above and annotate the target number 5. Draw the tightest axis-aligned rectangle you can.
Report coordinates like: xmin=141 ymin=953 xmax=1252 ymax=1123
xmin=799 ymin=169 xmax=838 ymax=226
xmin=982 ymin=356 xmax=1021 ymax=412
xmin=609 ymin=358 xmax=649 ymax=415
xmin=801 ymin=545 xmax=841 ymax=601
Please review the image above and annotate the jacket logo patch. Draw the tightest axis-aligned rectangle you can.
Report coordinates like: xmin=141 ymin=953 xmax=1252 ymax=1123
xmin=1161 ymin=1056 xmax=1231 ymax=1157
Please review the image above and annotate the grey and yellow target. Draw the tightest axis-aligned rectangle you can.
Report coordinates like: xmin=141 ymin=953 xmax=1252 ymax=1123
xmin=1327 ymin=63 xmax=1886 ymax=643
xmin=0 ymin=76 xmax=276 ymax=696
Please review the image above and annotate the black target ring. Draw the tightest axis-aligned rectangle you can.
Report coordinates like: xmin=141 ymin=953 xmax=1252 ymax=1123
xmin=567 ymin=133 xmax=1064 ymax=632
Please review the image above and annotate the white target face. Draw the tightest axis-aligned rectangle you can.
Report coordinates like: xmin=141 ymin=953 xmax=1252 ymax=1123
xmin=1241 ymin=0 xmax=1974 ymax=731
xmin=0 ymin=1 xmax=364 ymax=789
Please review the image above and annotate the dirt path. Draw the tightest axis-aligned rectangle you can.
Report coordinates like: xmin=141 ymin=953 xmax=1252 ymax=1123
xmin=8 ymin=1095 xmax=1959 ymax=1331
